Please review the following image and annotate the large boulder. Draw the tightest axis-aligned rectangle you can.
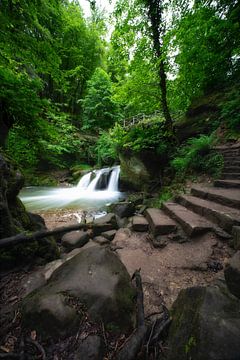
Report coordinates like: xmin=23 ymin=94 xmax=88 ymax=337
xmin=0 ymin=152 xmax=59 ymax=268
xmin=22 ymin=246 xmax=136 ymax=339
xmin=167 ymin=285 xmax=240 ymax=360
xmin=119 ymin=151 xmax=161 ymax=191
xmin=224 ymin=251 xmax=240 ymax=299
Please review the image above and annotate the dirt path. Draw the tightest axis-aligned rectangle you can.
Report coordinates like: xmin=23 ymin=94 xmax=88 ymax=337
xmin=112 ymin=228 xmax=233 ymax=313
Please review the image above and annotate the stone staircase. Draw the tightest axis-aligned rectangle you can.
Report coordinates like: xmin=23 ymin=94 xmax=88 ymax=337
xmin=133 ymin=143 xmax=240 ymax=243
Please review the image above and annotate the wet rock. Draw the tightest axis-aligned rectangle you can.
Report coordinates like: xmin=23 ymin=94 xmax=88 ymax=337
xmin=101 ymin=230 xmax=116 ymax=241
xmin=132 ymin=215 xmax=149 ymax=232
xmin=167 ymin=286 xmax=240 ymax=360
xmin=224 ymin=251 xmax=240 ymax=299
xmin=93 ymin=236 xmax=110 ymax=245
xmin=110 ymin=202 xmax=135 ymax=218
xmin=62 ymin=230 xmax=90 ymax=252
xmin=93 ymin=213 xmax=118 ymax=235
xmin=22 ymin=246 xmax=136 ymax=339
xmin=74 ymin=335 xmax=105 ymax=360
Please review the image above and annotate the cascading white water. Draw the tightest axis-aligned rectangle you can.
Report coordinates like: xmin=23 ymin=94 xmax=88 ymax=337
xmin=77 ymin=171 xmax=92 ymax=189
xmin=107 ymin=166 xmax=120 ymax=191
xmin=77 ymin=166 xmax=120 ymax=192
xmin=20 ymin=166 xmax=122 ymax=211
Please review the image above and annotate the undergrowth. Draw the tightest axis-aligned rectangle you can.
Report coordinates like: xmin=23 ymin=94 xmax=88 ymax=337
xmin=171 ymin=134 xmax=224 ymax=180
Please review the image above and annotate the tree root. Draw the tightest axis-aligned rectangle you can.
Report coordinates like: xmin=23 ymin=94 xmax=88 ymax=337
xmin=116 ymin=269 xmax=171 ymax=360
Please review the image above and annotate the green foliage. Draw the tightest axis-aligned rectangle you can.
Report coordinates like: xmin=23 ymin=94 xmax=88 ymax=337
xmin=185 ymin=336 xmax=196 ymax=354
xmin=96 ymin=131 xmax=118 ymax=165
xmin=171 ymin=134 xmax=224 ymax=178
xmin=7 ymin=106 xmax=82 ymax=170
xmin=82 ymin=68 xmax=121 ymax=132
xmin=1 ymin=0 xmax=105 ymax=170
xmin=220 ymin=88 xmax=240 ymax=139
xmin=109 ymin=116 xmax=170 ymax=154
xmin=167 ymin=1 xmax=240 ymax=112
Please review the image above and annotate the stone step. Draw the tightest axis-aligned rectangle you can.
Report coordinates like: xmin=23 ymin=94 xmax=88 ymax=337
xmin=224 ymin=166 xmax=240 ymax=173
xmin=132 ymin=215 xmax=149 ymax=232
xmin=177 ymin=194 xmax=240 ymax=233
xmin=214 ymin=144 xmax=240 ymax=151
xmin=214 ymin=179 xmax=240 ymax=188
xmin=191 ymin=185 xmax=240 ymax=209
xmin=223 ymin=157 xmax=240 ymax=163
xmin=224 ymin=161 xmax=240 ymax=168
xmin=221 ymin=173 xmax=240 ymax=180
xmin=221 ymin=148 xmax=240 ymax=153
xmin=162 ymin=202 xmax=213 ymax=237
xmin=218 ymin=148 xmax=240 ymax=156
xmin=145 ymin=208 xmax=177 ymax=236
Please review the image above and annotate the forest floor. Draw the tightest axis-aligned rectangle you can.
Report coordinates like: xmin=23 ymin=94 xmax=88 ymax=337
xmin=0 ymin=208 xmax=234 ymax=358
xmin=15 ymin=209 xmax=234 ymax=311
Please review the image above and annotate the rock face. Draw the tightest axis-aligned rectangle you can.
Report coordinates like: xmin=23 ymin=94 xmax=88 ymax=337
xmin=119 ymin=151 xmax=161 ymax=191
xmin=167 ymin=286 xmax=240 ymax=360
xmin=22 ymin=246 xmax=136 ymax=339
xmin=0 ymin=152 xmax=59 ymax=267
xmin=224 ymin=251 xmax=240 ymax=299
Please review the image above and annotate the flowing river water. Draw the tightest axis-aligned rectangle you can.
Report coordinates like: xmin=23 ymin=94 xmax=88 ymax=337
xmin=20 ymin=166 xmax=123 ymax=212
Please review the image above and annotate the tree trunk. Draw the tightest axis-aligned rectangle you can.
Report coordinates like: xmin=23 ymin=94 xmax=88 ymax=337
xmin=145 ymin=0 xmax=173 ymax=131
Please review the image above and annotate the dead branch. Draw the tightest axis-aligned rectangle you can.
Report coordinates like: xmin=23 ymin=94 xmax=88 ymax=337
xmin=26 ymin=338 xmax=46 ymax=360
xmin=116 ymin=269 xmax=147 ymax=360
xmin=0 ymin=223 xmax=91 ymax=249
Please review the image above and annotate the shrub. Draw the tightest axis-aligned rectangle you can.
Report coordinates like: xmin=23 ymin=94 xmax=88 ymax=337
xmin=95 ymin=131 xmax=118 ymax=166
xmin=171 ymin=134 xmax=223 ymax=178
xmin=220 ymin=89 xmax=240 ymax=139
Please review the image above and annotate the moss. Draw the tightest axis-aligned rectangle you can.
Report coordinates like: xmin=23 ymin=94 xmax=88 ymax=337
xmin=167 ymin=287 xmax=205 ymax=359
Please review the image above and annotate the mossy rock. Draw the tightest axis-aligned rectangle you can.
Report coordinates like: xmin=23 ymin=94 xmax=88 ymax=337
xmin=0 ymin=151 xmax=59 ymax=269
xmin=167 ymin=285 xmax=240 ymax=360
xmin=119 ymin=151 xmax=162 ymax=191
xmin=22 ymin=246 xmax=136 ymax=339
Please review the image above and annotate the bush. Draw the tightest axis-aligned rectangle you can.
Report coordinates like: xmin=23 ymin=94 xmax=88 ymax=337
xmin=171 ymin=134 xmax=223 ymax=179
xmin=101 ymin=116 xmax=173 ymax=156
xmin=220 ymin=89 xmax=240 ymax=139
xmin=96 ymin=131 xmax=118 ymax=165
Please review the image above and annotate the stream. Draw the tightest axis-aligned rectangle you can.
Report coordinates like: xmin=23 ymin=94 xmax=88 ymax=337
xmin=20 ymin=166 xmax=123 ymax=212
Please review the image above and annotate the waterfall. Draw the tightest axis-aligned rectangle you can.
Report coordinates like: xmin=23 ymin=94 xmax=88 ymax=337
xmin=77 ymin=172 xmax=92 ymax=189
xmin=20 ymin=166 xmax=122 ymax=211
xmin=77 ymin=166 xmax=120 ymax=192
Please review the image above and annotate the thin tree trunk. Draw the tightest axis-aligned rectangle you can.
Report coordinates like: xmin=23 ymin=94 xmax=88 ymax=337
xmin=145 ymin=0 xmax=173 ymax=131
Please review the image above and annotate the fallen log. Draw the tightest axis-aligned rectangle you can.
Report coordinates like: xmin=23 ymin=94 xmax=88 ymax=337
xmin=0 ymin=223 xmax=91 ymax=249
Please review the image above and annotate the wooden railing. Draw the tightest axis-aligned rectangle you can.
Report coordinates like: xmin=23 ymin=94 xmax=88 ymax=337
xmin=121 ymin=110 xmax=183 ymax=128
